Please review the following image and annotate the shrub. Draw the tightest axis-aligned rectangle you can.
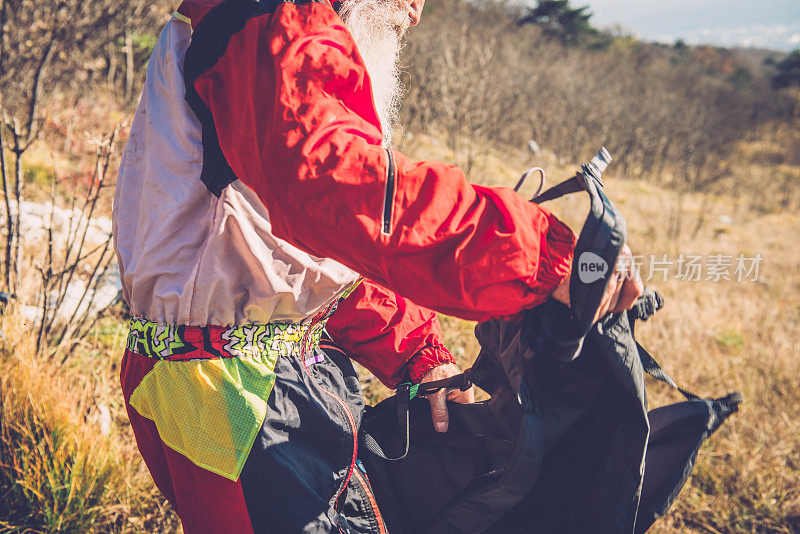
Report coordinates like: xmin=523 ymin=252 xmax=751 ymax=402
xmin=0 ymin=312 xmax=177 ymax=533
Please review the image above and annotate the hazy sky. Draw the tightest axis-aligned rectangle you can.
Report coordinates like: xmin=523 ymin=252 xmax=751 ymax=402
xmin=577 ymin=0 xmax=800 ymax=51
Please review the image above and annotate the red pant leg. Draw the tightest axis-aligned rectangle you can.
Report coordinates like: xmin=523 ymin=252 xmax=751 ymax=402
xmin=120 ymin=350 xmax=254 ymax=534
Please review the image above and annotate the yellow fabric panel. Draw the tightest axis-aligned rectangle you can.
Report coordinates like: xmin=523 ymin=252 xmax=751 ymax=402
xmin=129 ymin=354 xmax=277 ymax=481
xmin=172 ymin=11 xmax=191 ymax=24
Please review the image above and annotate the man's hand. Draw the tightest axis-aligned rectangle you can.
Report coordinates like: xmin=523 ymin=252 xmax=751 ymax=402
xmin=420 ymin=363 xmax=475 ymax=433
xmin=552 ymin=243 xmax=644 ymax=322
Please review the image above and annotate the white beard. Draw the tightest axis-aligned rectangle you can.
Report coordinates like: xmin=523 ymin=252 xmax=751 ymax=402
xmin=339 ymin=0 xmax=408 ymax=144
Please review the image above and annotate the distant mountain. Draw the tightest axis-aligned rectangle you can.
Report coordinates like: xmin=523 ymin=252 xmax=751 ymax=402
xmin=580 ymin=0 xmax=800 ymax=52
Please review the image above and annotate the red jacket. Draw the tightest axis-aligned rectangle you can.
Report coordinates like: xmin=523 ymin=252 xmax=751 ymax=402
xmin=177 ymin=0 xmax=575 ymax=385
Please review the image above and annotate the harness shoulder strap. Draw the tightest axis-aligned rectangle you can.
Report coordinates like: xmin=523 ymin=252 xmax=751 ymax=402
xmin=629 ymin=290 xmax=741 ymax=409
xmin=627 ymin=290 xmax=697 ymax=400
xmin=635 ymin=341 xmax=699 ymax=401
xmin=530 ymin=175 xmax=585 ymax=204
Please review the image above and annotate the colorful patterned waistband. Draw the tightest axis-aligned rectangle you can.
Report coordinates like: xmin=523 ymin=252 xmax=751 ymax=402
xmin=126 ymin=317 xmax=331 ymax=362
xmin=126 ymin=281 xmax=363 ymax=362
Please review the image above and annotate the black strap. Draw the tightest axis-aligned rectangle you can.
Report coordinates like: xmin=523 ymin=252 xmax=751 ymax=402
xmin=628 ymin=291 xmax=698 ymax=400
xmin=629 ymin=292 xmax=741 ymax=408
xmin=414 ymin=369 xmax=474 ymax=396
xmin=713 ymin=391 xmax=745 ymax=416
xmin=636 ymin=338 xmax=742 ymax=411
xmin=360 ymin=374 xmax=477 ymax=462
xmin=360 ymin=394 xmax=516 ymax=462
xmin=360 ymin=383 xmax=413 ymax=461
xmin=630 ymin=291 xmax=664 ymax=322
xmin=635 ymin=341 xmax=700 ymax=401
xmin=530 ymin=175 xmax=584 ymax=204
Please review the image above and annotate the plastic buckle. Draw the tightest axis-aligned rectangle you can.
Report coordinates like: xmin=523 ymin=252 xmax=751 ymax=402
xmin=397 ymin=382 xmax=420 ymax=401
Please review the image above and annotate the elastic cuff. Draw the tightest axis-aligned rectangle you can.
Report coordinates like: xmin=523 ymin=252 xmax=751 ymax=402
xmin=403 ymin=345 xmax=455 ymax=384
xmin=530 ymin=212 xmax=576 ymax=298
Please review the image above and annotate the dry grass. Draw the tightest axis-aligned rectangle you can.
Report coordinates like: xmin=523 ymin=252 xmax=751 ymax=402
xmin=0 ymin=309 xmax=179 ymax=533
xmin=605 ymin=186 xmax=799 ymax=533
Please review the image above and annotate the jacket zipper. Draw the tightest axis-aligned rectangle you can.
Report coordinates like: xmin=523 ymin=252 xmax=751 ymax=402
xmin=381 ymin=148 xmax=395 ymax=236
xmin=353 ymin=466 xmax=387 ymax=534
xmin=323 ymin=386 xmax=359 ymax=509
xmin=299 ymin=354 xmax=358 ymax=511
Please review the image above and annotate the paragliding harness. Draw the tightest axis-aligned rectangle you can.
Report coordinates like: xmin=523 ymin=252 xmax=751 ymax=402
xmin=357 ymin=149 xmax=742 ymax=533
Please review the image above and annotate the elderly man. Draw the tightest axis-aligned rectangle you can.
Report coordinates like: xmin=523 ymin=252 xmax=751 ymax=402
xmin=112 ymin=0 xmax=642 ymax=532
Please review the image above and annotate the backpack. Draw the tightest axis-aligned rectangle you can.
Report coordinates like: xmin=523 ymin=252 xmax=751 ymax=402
xmin=358 ymin=149 xmax=741 ymax=533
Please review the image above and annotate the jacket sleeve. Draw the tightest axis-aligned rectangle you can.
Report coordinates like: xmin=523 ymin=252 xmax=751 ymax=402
xmin=326 ymin=279 xmax=454 ymax=387
xmin=183 ymin=0 xmax=575 ymax=322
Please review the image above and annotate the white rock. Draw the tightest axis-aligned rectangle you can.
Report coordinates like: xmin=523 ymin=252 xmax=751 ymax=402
xmin=5 ymin=199 xmax=121 ymax=324
xmin=57 ymin=279 xmax=119 ymax=321
xmin=7 ymin=199 xmax=111 ymax=247
xmin=96 ymin=404 xmax=113 ymax=436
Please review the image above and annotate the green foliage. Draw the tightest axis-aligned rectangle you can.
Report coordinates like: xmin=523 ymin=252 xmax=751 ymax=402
xmin=714 ymin=328 xmax=745 ymax=349
xmin=772 ymin=49 xmax=800 ymax=89
xmin=731 ymin=66 xmax=753 ymax=90
xmin=22 ymin=162 xmax=51 ymax=188
xmin=131 ymin=33 xmax=157 ymax=52
xmin=403 ymin=0 xmax=794 ymax=196
xmin=607 ymin=34 xmax=641 ymax=53
xmin=0 ymin=313 xmax=179 ymax=534
xmin=132 ymin=33 xmax=158 ymax=70
xmin=114 ymin=32 xmax=159 ymax=72
xmin=0 ymin=362 xmax=118 ymax=533
xmin=0 ymin=421 xmax=116 ymax=533
xmin=519 ymin=0 xmax=602 ymax=45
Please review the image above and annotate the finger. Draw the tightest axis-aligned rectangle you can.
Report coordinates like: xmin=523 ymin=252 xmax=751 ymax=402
xmin=427 ymin=389 xmax=449 ymax=432
xmin=600 ymin=245 xmax=633 ymax=317
xmin=617 ymin=244 xmax=633 ymax=268
xmin=612 ymin=270 xmax=644 ymax=313
xmin=606 ymin=274 xmax=622 ymax=312
xmin=610 ymin=247 xmax=639 ymax=313
xmin=594 ymin=274 xmax=619 ymax=322
xmin=447 ymin=386 xmax=475 ymax=404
